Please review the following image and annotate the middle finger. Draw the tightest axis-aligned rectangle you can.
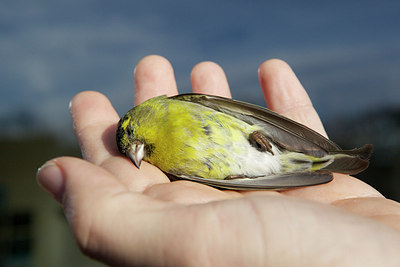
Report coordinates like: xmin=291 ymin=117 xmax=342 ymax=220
xmin=191 ymin=61 xmax=231 ymax=98
xmin=134 ymin=55 xmax=179 ymax=106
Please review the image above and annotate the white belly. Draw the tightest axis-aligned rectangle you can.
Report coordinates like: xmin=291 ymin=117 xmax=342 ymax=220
xmin=227 ymin=140 xmax=283 ymax=177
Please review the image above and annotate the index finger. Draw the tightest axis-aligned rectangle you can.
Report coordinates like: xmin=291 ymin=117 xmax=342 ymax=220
xmin=70 ymin=91 xmax=120 ymax=164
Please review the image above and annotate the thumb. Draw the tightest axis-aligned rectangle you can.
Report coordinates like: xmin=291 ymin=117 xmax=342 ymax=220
xmin=36 ymin=156 xmax=169 ymax=265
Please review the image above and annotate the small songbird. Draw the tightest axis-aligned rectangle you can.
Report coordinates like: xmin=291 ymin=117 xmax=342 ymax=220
xmin=116 ymin=94 xmax=372 ymax=190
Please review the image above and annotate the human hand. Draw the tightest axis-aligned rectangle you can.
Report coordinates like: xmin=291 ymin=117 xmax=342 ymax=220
xmin=37 ymin=55 xmax=400 ymax=266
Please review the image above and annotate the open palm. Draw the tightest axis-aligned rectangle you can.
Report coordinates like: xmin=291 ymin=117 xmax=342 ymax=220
xmin=38 ymin=55 xmax=400 ymax=266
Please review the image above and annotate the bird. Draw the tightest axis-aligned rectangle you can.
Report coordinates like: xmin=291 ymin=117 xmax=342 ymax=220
xmin=116 ymin=93 xmax=372 ymax=190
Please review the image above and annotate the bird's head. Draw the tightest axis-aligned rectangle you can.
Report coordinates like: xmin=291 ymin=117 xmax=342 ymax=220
xmin=116 ymin=112 xmax=145 ymax=168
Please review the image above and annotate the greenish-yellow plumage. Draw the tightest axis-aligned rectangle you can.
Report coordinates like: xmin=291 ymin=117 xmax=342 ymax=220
xmin=116 ymin=94 xmax=372 ymax=190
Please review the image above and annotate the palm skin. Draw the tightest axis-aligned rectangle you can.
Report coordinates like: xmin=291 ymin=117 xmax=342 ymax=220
xmin=37 ymin=55 xmax=400 ymax=266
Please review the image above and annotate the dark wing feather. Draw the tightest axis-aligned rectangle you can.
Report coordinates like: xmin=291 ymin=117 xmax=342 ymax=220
xmin=171 ymin=94 xmax=341 ymax=157
xmin=167 ymin=171 xmax=333 ymax=190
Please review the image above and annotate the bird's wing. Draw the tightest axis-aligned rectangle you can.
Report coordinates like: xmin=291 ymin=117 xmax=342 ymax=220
xmin=167 ymin=171 xmax=333 ymax=190
xmin=171 ymin=94 xmax=341 ymax=158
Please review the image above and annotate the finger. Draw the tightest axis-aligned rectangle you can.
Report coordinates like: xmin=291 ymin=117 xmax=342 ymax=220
xmin=134 ymin=55 xmax=178 ymax=105
xmin=37 ymin=156 xmax=126 ymax=205
xmin=258 ymin=59 xmax=327 ymax=137
xmin=70 ymin=91 xmax=120 ymax=164
xmin=36 ymin=157 xmax=133 ymax=245
xmin=191 ymin=61 xmax=232 ymax=98
xmin=36 ymin=157 xmax=169 ymax=265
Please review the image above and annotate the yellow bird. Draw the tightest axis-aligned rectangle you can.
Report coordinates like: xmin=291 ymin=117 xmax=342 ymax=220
xmin=116 ymin=94 xmax=372 ymax=190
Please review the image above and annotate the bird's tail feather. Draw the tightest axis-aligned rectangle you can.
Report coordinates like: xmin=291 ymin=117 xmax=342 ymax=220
xmin=323 ymin=144 xmax=373 ymax=175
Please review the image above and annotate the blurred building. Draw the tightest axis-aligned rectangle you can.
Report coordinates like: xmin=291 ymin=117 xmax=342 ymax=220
xmin=0 ymin=136 xmax=103 ymax=266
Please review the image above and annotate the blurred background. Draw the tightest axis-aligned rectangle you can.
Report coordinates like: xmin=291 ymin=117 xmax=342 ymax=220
xmin=1 ymin=0 xmax=399 ymax=266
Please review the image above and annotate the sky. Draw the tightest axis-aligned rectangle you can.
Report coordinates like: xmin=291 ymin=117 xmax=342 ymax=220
xmin=1 ymin=0 xmax=399 ymax=138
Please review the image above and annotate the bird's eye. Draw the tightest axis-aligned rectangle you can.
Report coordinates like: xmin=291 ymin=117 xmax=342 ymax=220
xmin=127 ymin=128 xmax=133 ymax=136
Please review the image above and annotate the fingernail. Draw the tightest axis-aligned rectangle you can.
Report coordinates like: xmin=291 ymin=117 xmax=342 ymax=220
xmin=37 ymin=160 xmax=65 ymax=203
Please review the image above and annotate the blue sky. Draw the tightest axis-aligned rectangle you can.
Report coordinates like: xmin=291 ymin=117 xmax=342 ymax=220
xmin=1 ymin=0 xmax=399 ymax=137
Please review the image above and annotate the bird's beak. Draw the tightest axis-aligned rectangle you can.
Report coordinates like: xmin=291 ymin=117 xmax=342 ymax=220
xmin=127 ymin=141 xmax=145 ymax=168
